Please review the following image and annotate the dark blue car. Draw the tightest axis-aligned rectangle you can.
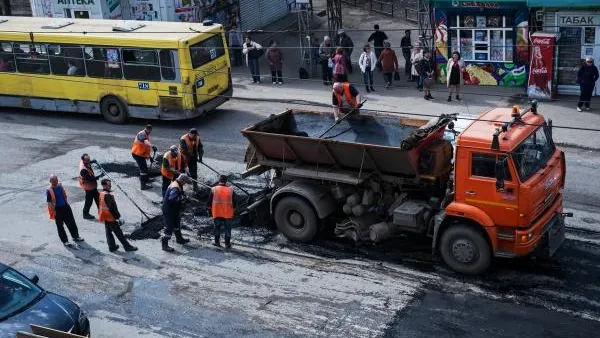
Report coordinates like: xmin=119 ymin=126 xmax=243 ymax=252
xmin=0 ymin=263 xmax=90 ymax=337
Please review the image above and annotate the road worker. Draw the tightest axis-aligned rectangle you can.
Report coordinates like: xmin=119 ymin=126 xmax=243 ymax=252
xmin=332 ymin=81 xmax=363 ymax=122
xmin=161 ymin=174 xmax=191 ymax=252
xmin=207 ymin=175 xmax=236 ymax=249
xmin=79 ymin=153 xmax=104 ymax=220
xmin=161 ymin=145 xmax=184 ymax=196
xmin=179 ymin=128 xmax=204 ymax=191
xmin=131 ymin=124 xmax=157 ymax=190
xmin=46 ymin=174 xmax=84 ymax=247
xmin=98 ymin=179 xmax=138 ymax=252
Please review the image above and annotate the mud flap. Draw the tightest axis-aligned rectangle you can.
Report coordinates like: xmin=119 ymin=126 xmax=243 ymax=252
xmin=536 ymin=213 xmax=568 ymax=259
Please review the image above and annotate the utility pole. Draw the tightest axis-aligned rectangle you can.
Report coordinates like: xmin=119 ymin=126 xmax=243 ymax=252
xmin=327 ymin=0 xmax=342 ymax=39
xmin=417 ymin=0 xmax=434 ymax=51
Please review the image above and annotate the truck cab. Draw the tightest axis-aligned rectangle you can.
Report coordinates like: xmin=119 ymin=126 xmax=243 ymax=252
xmin=438 ymin=103 xmax=568 ymax=274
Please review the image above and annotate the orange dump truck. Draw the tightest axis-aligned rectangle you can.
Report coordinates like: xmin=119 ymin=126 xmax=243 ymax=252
xmin=241 ymin=102 xmax=571 ymax=274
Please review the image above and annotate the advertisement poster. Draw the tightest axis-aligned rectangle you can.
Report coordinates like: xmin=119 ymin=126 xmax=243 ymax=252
xmin=131 ymin=0 xmax=159 ymax=21
xmin=174 ymin=0 xmax=238 ymax=27
xmin=527 ymin=33 xmax=556 ymax=100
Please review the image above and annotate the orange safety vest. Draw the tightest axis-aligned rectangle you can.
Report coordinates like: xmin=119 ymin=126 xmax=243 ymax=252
xmin=98 ymin=191 xmax=115 ymax=222
xmin=211 ymin=185 xmax=234 ymax=219
xmin=179 ymin=134 xmax=201 ymax=160
xmin=47 ymin=184 xmax=67 ymax=220
xmin=78 ymin=160 xmax=97 ymax=191
xmin=333 ymin=82 xmax=358 ymax=108
xmin=161 ymin=151 xmax=183 ymax=180
xmin=131 ymin=130 xmax=151 ymax=158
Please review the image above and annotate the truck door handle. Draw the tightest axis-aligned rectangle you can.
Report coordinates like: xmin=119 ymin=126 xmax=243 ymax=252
xmin=465 ymin=191 xmax=477 ymax=196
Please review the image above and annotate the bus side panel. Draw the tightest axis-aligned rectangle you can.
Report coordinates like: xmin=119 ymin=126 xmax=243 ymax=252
xmin=122 ymin=79 xmax=159 ymax=119
xmin=178 ymin=47 xmax=196 ymax=111
xmin=0 ymin=73 xmax=34 ymax=109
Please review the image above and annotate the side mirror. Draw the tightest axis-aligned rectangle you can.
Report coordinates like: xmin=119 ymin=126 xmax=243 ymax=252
xmin=495 ymin=158 xmax=506 ymax=191
xmin=29 ymin=274 xmax=39 ymax=284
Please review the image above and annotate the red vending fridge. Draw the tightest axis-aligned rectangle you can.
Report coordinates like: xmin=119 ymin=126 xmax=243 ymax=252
xmin=527 ymin=32 xmax=560 ymax=100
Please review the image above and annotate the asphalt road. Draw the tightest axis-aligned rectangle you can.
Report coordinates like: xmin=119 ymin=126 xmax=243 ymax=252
xmin=0 ymin=102 xmax=599 ymax=338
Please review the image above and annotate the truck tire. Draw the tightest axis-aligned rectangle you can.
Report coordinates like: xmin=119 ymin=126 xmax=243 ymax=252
xmin=440 ymin=225 xmax=491 ymax=275
xmin=274 ymin=196 xmax=318 ymax=242
xmin=100 ymin=96 xmax=128 ymax=124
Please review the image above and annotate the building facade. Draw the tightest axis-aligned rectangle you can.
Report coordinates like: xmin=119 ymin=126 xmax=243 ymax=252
xmin=529 ymin=0 xmax=600 ymax=95
xmin=30 ymin=0 xmax=289 ymax=31
xmin=433 ymin=0 xmax=530 ymax=87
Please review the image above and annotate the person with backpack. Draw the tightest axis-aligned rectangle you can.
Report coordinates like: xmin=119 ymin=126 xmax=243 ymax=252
xmin=243 ymin=35 xmax=263 ymax=83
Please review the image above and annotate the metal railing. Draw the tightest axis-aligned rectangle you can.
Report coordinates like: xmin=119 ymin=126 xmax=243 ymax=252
xmin=342 ymin=0 xmax=395 ymax=17
xmin=405 ymin=8 xmax=418 ymax=23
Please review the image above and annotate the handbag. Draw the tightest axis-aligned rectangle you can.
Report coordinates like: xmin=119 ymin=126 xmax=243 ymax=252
xmin=328 ymin=58 xmax=334 ymax=68
xmin=394 ymin=71 xmax=401 ymax=81
xmin=424 ymin=77 xmax=435 ymax=89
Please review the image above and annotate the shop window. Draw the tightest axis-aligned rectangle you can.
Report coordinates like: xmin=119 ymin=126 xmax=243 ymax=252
xmin=451 ymin=15 xmax=514 ymax=63
xmin=122 ymin=49 xmax=161 ymax=82
xmin=14 ymin=43 xmax=50 ymax=74
xmin=48 ymin=45 xmax=85 ymax=76
xmin=190 ymin=35 xmax=226 ymax=69
xmin=159 ymin=50 xmax=176 ymax=81
xmin=84 ymin=46 xmax=122 ymax=79
xmin=557 ymin=27 xmax=581 ymax=85
xmin=0 ymin=42 xmax=16 ymax=72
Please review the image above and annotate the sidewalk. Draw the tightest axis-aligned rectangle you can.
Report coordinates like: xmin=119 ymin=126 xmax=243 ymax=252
xmin=231 ymin=2 xmax=600 ymax=150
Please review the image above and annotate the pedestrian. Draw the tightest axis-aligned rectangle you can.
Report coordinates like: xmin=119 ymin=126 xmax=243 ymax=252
xmin=46 ymin=175 xmax=84 ymax=247
xmin=242 ymin=35 xmax=263 ymax=83
xmin=367 ymin=24 xmax=388 ymax=60
xmin=332 ymin=47 xmax=347 ymax=82
xmin=78 ymin=153 xmax=104 ymax=220
xmin=335 ymin=29 xmax=354 ymax=74
xmin=266 ymin=40 xmax=284 ymax=85
xmin=161 ymin=174 xmax=191 ymax=252
xmin=98 ymin=179 xmax=138 ymax=252
xmin=319 ymin=36 xmax=335 ymax=85
xmin=377 ymin=42 xmax=399 ymax=89
xmin=161 ymin=145 xmax=183 ymax=197
xmin=418 ymin=50 xmax=435 ymax=100
xmin=131 ymin=124 xmax=157 ymax=190
xmin=446 ymin=51 xmax=465 ymax=102
xmin=358 ymin=43 xmax=376 ymax=93
xmin=400 ymin=30 xmax=413 ymax=79
xmin=228 ymin=23 xmax=243 ymax=67
xmin=207 ymin=175 xmax=237 ymax=249
xmin=411 ymin=42 xmax=424 ymax=90
xmin=332 ymin=81 xmax=363 ymax=122
xmin=577 ymin=56 xmax=599 ymax=112
xmin=179 ymin=128 xmax=203 ymax=191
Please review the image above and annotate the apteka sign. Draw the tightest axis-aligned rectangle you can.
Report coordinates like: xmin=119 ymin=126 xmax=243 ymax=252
xmin=57 ymin=0 xmax=95 ymax=5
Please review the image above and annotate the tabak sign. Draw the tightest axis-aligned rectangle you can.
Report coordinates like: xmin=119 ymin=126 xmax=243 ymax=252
xmin=558 ymin=14 xmax=600 ymax=26
xmin=527 ymin=33 xmax=556 ymax=100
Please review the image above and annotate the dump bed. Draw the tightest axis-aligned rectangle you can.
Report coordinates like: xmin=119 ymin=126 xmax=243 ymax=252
xmin=241 ymin=109 xmax=452 ymax=180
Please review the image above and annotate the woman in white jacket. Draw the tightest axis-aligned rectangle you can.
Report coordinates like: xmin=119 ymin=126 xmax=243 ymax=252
xmin=242 ymin=36 xmax=263 ymax=83
xmin=358 ymin=44 xmax=377 ymax=92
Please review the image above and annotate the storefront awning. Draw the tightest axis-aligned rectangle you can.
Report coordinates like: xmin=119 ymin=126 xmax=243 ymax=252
xmin=527 ymin=0 xmax=600 ymax=6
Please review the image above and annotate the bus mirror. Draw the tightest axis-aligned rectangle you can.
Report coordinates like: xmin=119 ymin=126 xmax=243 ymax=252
xmin=495 ymin=158 xmax=506 ymax=191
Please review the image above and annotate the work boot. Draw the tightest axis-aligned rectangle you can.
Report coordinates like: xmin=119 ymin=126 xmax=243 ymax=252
xmin=225 ymin=237 xmax=232 ymax=249
xmin=140 ymin=176 xmax=152 ymax=190
xmin=174 ymin=230 xmax=190 ymax=245
xmin=161 ymin=237 xmax=174 ymax=252
xmin=83 ymin=213 xmax=95 ymax=220
xmin=109 ymin=245 xmax=120 ymax=252
xmin=213 ymin=235 xmax=221 ymax=248
xmin=125 ymin=244 xmax=138 ymax=252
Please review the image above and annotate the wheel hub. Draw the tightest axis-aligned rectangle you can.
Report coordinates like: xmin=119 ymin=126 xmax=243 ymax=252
xmin=108 ymin=104 xmax=119 ymax=116
xmin=452 ymin=239 xmax=476 ymax=263
xmin=288 ymin=211 xmax=304 ymax=228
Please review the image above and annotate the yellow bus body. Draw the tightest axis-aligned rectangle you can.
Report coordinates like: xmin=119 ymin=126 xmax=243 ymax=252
xmin=0 ymin=16 xmax=232 ymax=123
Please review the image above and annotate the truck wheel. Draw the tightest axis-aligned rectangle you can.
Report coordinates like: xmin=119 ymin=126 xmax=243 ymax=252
xmin=440 ymin=225 xmax=491 ymax=275
xmin=100 ymin=96 xmax=128 ymax=124
xmin=274 ymin=196 xmax=318 ymax=242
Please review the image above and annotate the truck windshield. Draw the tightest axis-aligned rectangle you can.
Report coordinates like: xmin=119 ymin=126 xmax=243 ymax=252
xmin=512 ymin=124 xmax=555 ymax=182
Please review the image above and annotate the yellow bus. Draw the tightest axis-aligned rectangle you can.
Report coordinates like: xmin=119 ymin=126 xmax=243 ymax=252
xmin=0 ymin=16 xmax=232 ymax=123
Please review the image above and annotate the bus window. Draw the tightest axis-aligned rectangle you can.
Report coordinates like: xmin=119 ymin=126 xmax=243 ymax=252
xmin=190 ymin=35 xmax=225 ymax=69
xmin=49 ymin=44 xmax=85 ymax=76
xmin=0 ymin=42 xmax=16 ymax=72
xmin=123 ymin=49 xmax=161 ymax=82
xmin=85 ymin=46 xmax=122 ymax=79
xmin=15 ymin=43 xmax=50 ymax=74
xmin=159 ymin=49 xmax=176 ymax=81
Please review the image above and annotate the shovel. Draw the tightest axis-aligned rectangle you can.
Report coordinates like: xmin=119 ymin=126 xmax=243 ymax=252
xmin=318 ymin=100 xmax=367 ymax=138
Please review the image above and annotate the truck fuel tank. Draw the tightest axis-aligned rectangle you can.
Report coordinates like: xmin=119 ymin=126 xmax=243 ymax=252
xmin=392 ymin=200 xmax=432 ymax=234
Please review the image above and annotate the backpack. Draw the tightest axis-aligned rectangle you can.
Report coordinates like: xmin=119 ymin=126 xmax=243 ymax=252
xmin=299 ymin=67 xmax=309 ymax=79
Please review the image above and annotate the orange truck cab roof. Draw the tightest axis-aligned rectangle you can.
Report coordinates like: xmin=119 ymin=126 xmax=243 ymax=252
xmin=456 ymin=106 xmax=546 ymax=152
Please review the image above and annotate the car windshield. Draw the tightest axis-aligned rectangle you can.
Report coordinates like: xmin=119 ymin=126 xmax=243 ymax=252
xmin=0 ymin=268 xmax=43 ymax=320
xmin=512 ymin=124 xmax=555 ymax=182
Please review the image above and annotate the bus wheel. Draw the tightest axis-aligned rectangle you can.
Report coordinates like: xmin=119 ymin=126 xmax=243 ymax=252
xmin=274 ymin=196 xmax=318 ymax=242
xmin=101 ymin=96 xmax=128 ymax=124
xmin=440 ymin=225 xmax=491 ymax=275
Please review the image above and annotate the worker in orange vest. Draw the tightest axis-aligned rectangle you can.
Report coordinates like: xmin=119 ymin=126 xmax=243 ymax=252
xmin=98 ymin=179 xmax=138 ymax=252
xmin=332 ymin=81 xmax=363 ymax=122
xmin=131 ymin=124 xmax=157 ymax=190
xmin=161 ymin=145 xmax=184 ymax=197
xmin=161 ymin=174 xmax=192 ymax=252
xmin=207 ymin=175 xmax=236 ymax=249
xmin=179 ymin=128 xmax=204 ymax=191
xmin=79 ymin=153 xmax=105 ymax=220
xmin=46 ymin=174 xmax=84 ymax=247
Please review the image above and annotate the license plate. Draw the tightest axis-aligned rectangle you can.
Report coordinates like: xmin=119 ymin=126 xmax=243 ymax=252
xmin=547 ymin=217 xmax=566 ymax=257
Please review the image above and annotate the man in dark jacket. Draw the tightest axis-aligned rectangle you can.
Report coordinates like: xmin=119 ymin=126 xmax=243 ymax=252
xmin=161 ymin=174 xmax=191 ymax=252
xmin=98 ymin=179 xmax=138 ymax=252
xmin=368 ymin=24 xmax=388 ymax=59
xmin=79 ymin=153 xmax=104 ymax=220
xmin=335 ymin=29 xmax=354 ymax=74
xmin=577 ymin=56 xmax=599 ymax=112
xmin=400 ymin=30 xmax=413 ymax=79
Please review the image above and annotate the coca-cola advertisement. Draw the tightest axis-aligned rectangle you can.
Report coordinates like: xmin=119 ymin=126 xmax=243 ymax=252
xmin=527 ymin=33 xmax=557 ymax=100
